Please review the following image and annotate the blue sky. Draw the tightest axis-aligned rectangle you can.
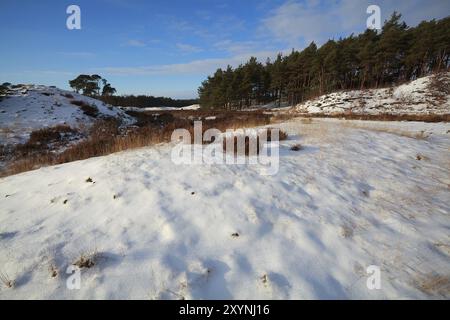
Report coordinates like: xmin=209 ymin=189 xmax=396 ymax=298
xmin=1 ymin=0 xmax=449 ymax=98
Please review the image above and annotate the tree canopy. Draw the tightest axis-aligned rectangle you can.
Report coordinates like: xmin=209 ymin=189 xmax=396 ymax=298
xmin=69 ymin=74 xmax=116 ymax=97
xmin=198 ymin=13 xmax=450 ymax=110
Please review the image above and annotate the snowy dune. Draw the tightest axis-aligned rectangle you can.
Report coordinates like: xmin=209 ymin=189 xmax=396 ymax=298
xmin=0 ymin=118 xmax=449 ymax=299
xmin=294 ymin=73 xmax=450 ymax=115
xmin=0 ymin=85 xmax=131 ymax=145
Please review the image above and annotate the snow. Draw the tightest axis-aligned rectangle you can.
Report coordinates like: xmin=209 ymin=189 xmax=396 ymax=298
xmin=0 ymin=117 xmax=449 ymax=299
xmin=0 ymin=85 xmax=132 ymax=145
xmin=180 ymin=104 xmax=201 ymax=110
xmin=293 ymin=73 xmax=450 ymax=115
xmin=120 ymin=104 xmax=201 ymax=112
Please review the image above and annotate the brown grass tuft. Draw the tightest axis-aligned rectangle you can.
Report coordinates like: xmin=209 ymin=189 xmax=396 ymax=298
xmin=73 ymin=249 xmax=98 ymax=269
xmin=0 ymin=270 xmax=14 ymax=288
xmin=290 ymin=144 xmax=303 ymax=151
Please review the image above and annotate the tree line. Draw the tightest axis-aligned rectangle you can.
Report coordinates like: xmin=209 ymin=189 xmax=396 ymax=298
xmin=198 ymin=13 xmax=450 ymax=110
xmin=100 ymin=95 xmax=199 ymax=109
xmin=69 ymin=75 xmax=198 ymax=108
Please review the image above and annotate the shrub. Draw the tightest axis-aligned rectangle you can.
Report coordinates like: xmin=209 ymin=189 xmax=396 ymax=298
xmin=63 ymin=93 xmax=74 ymax=99
xmin=70 ymin=100 xmax=99 ymax=117
xmin=0 ymin=270 xmax=14 ymax=288
xmin=73 ymin=249 xmax=98 ymax=269
xmin=223 ymin=135 xmax=261 ymax=156
xmin=28 ymin=125 xmax=75 ymax=145
xmin=266 ymin=128 xmax=288 ymax=141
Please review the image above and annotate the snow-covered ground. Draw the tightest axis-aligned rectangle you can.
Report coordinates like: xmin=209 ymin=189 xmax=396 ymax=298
xmin=293 ymin=73 xmax=450 ymax=115
xmin=0 ymin=118 xmax=449 ymax=299
xmin=120 ymin=104 xmax=201 ymax=112
xmin=0 ymin=85 xmax=131 ymax=145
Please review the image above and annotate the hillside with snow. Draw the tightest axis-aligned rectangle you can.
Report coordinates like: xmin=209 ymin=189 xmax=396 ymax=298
xmin=0 ymin=118 xmax=449 ymax=299
xmin=293 ymin=73 xmax=450 ymax=116
xmin=0 ymin=84 xmax=132 ymax=146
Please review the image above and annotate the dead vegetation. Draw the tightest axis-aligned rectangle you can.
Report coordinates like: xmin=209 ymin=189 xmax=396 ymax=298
xmin=428 ymin=72 xmax=450 ymax=103
xmin=416 ymin=273 xmax=450 ymax=297
xmin=70 ymin=100 xmax=99 ymax=117
xmin=296 ymin=112 xmax=450 ymax=123
xmin=2 ymin=111 xmax=273 ymax=177
xmin=222 ymin=129 xmax=288 ymax=156
xmin=260 ymin=274 xmax=269 ymax=287
xmin=290 ymin=144 xmax=303 ymax=151
xmin=340 ymin=225 xmax=354 ymax=238
xmin=49 ymin=264 xmax=58 ymax=278
xmin=0 ymin=270 xmax=14 ymax=288
xmin=62 ymin=93 xmax=74 ymax=99
xmin=73 ymin=249 xmax=99 ymax=269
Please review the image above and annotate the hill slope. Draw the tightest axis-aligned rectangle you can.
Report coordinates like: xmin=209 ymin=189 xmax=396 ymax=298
xmin=0 ymin=84 xmax=132 ymax=146
xmin=293 ymin=73 xmax=450 ymax=116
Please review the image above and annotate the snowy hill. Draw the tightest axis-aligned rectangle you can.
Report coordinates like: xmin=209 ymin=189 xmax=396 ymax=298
xmin=0 ymin=84 xmax=132 ymax=145
xmin=293 ymin=73 xmax=450 ymax=116
xmin=0 ymin=118 xmax=449 ymax=299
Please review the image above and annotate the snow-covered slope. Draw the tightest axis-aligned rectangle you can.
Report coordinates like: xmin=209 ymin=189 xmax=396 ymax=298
xmin=293 ymin=73 xmax=450 ymax=115
xmin=0 ymin=85 xmax=132 ymax=145
xmin=0 ymin=118 xmax=449 ymax=299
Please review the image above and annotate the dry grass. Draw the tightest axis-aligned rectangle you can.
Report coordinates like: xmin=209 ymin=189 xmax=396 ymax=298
xmin=48 ymin=264 xmax=58 ymax=278
xmin=62 ymin=93 xmax=74 ymax=99
xmin=416 ymin=273 xmax=450 ymax=297
xmin=12 ymin=125 xmax=79 ymax=158
xmin=27 ymin=125 xmax=75 ymax=145
xmin=340 ymin=225 xmax=354 ymax=238
xmin=300 ymin=118 xmax=313 ymax=124
xmin=223 ymin=135 xmax=261 ymax=156
xmin=428 ymin=72 xmax=450 ymax=103
xmin=70 ymin=100 xmax=99 ymax=117
xmin=297 ymin=112 xmax=450 ymax=123
xmin=222 ymin=128 xmax=288 ymax=156
xmin=290 ymin=144 xmax=303 ymax=151
xmin=2 ymin=111 xmax=272 ymax=176
xmin=345 ymin=124 xmax=431 ymax=140
xmin=0 ymin=270 xmax=14 ymax=288
xmin=73 ymin=249 xmax=99 ymax=269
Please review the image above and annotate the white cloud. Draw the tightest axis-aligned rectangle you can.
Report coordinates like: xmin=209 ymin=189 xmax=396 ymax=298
xmin=98 ymin=49 xmax=291 ymax=76
xmin=214 ymin=40 xmax=261 ymax=55
xmin=261 ymin=0 xmax=450 ymax=47
xmin=176 ymin=43 xmax=203 ymax=53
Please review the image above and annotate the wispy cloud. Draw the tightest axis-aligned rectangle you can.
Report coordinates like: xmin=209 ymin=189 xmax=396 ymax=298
xmin=98 ymin=49 xmax=291 ymax=76
xmin=176 ymin=43 xmax=203 ymax=53
xmin=261 ymin=0 xmax=450 ymax=47
xmin=123 ymin=39 xmax=146 ymax=47
xmin=57 ymin=52 xmax=96 ymax=58
xmin=214 ymin=40 xmax=261 ymax=55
